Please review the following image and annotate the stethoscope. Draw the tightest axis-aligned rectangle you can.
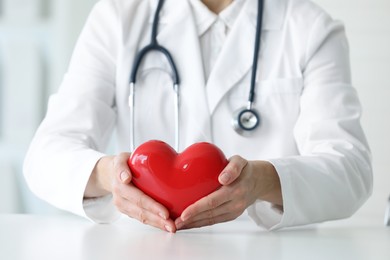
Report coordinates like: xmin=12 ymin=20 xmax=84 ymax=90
xmin=385 ymin=195 xmax=390 ymax=227
xmin=129 ymin=0 xmax=264 ymax=151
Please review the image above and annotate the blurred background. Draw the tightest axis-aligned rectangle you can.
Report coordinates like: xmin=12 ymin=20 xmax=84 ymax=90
xmin=0 ymin=0 xmax=389 ymax=224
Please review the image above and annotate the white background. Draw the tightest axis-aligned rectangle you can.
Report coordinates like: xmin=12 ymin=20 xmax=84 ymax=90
xmin=0 ymin=0 xmax=389 ymax=224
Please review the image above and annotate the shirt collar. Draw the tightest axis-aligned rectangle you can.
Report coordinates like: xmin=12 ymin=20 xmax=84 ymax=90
xmin=148 ymin=0 xmax=287 ymax=32
xmin=189 ymin=0 xmax=246 ymax=36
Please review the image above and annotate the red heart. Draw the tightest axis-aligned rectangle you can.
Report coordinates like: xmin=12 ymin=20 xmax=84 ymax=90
xmin=128 ymin=140 xmax=228 ymax=219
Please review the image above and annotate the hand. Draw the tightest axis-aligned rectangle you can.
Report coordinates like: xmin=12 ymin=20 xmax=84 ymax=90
xmin=174 ymin=156 xmax=282 ymax=230
xmin=86 ymin=153 xmax=177 ymax=233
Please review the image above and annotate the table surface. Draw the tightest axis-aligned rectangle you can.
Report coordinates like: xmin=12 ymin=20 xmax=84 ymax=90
xmin=0 ymin=214 xmax=389 ymax=260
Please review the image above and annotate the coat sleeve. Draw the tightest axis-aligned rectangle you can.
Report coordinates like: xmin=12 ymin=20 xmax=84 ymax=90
xmin=247 ymin=12 xmax=373 ymax=229
xmin=23 ymin=0 xmax=122 ymax=222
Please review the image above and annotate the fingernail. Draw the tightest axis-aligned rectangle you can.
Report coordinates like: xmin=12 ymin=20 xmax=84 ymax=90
xmin=165 ymin=225 xmax=173 ymax=233
xmin=159 ymin=212 xmax=167 ymax=220
xmin=219 ymin=172 xmax=230 ymax=184
xmin=120 ymin=171 xmax=130 ymax=183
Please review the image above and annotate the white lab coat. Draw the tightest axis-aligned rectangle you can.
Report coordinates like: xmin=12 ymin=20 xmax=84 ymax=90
xmin=24 ymin=0 xmax=372 ymax=230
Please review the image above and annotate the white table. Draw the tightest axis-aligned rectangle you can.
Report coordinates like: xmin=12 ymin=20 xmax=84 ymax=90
xmin=0 ymin=214 xmax=389 ymax=260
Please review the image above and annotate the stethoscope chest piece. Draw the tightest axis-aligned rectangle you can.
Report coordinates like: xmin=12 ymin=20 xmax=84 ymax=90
xmin=232 ymin=107 xmax=260 ymax=136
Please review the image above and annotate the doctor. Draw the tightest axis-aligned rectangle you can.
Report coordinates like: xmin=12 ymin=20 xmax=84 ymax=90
xmin=24 ymin=0 xmax=372 ymax=233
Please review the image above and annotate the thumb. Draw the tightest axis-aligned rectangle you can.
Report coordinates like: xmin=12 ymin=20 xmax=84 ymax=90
xmin=218 ymin=155 xmax=248 ymax=186
xmin=114 ymin=152 xmax=132 ymax=184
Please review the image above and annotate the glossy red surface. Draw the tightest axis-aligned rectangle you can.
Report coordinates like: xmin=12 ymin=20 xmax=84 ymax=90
xmin=128 ymin=140 xmax=228 ymax=219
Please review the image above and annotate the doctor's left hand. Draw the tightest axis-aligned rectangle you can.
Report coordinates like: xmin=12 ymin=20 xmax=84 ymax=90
xmin=174 ymin=156 xmax=282 ymax=230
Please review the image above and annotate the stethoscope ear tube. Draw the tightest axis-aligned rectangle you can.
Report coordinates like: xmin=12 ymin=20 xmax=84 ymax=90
xmin=385 ymin=195 xmax=390 ymax=226
xmin=129 ymin=82 xmax=136 ymax=152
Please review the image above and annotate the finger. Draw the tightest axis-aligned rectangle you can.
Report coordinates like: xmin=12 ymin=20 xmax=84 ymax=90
xmin=218 ymin=155 xmax=248 ymax=186
xmin=113 ymin=152 xmax=132 ymax=184
xmin=178 ymin=212 xmax=236 ymax=230
xmin=113 ymin=189 xmax=174 ymax=232
xmin=175 ymin=200 xmax=231 ymax=229
xmin=180 ymin=187 xmax=231 ymax=222
xmin=177 ymin=200 xmax=246 ymax=230
xmin=122 ymin=204 xmax=176 ymax=233
xmin=118 ymin=183 xmax=171 ymax=220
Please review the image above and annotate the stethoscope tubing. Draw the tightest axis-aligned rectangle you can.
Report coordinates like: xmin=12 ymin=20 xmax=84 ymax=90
xmin=248 ymin=0 xmax=264 ymax=109
xmin=130 ymin=44 xmax=180 ymax=86
xmin=231 ymin=0 xmax=263 ymax=134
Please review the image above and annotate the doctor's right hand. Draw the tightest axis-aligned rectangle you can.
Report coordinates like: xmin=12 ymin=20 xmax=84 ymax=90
xmin=86 ymin=153 xmax=177 ymax=233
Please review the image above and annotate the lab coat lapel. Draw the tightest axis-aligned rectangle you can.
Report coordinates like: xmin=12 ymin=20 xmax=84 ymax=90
xmin=206 ymin=0 xmax=287 ymax=114
xmin=148 ymin=0 xmax=212 ymax=149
